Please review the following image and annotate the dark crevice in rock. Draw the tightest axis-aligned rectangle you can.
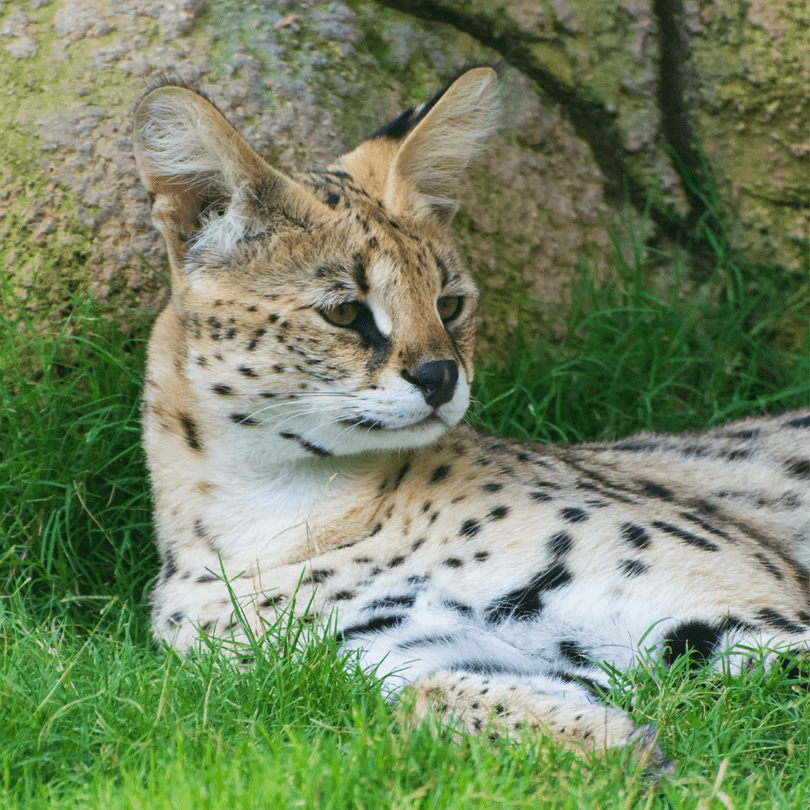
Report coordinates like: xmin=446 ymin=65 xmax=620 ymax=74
xmin=374 ymin=0 xmax=741 ymax=272
xmin=652 ymin=0 xmax=714 ymax=234
xmin=373 ymin=0 xmax=690 ymax=245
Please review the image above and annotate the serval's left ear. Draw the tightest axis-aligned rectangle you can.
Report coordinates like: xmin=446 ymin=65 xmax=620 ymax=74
xmin=385 ymin=67 xmax=499 ymax=226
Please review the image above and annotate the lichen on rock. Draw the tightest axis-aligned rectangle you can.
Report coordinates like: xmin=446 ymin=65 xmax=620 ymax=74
xmin=1 ymin=0 xmax=805 ymax=362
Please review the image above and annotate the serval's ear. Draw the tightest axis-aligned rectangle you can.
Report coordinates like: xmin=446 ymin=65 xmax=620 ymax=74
xmin=133 ymin=85 xmax=323 ymax=277
xmin=384 ymin=68 xmax=499 ymax=227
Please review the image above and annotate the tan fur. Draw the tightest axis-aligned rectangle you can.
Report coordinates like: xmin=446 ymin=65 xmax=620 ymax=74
xmin=134 ymin=70 xmax=809 ymax=770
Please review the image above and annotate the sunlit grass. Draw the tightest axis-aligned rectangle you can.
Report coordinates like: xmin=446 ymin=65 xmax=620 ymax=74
xmin=1 ymin=214 xmax=807 ymax=807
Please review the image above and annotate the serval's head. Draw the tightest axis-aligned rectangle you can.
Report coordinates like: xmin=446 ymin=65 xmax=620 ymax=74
xmin=134 ymin=68 xmax=498 ymax=462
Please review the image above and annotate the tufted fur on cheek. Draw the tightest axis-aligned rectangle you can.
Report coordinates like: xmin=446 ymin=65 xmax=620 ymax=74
xmin=133 ymin=86 xmax=330 ymax=290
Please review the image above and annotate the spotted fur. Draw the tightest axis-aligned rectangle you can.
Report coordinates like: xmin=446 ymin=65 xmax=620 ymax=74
xmin=134 ymin=69 xmax=809 ymax=769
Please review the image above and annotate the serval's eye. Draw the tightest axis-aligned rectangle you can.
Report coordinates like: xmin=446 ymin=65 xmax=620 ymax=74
xmin=437 ymin=296 xmax=463 ymax=323
xmin=320 ymin=301 xmax=361 ymax=328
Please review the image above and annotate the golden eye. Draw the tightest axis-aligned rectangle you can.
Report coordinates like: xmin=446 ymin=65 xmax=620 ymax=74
xmin=320 ymin=301 xmax=360 ymax=327
xmin=437 ymin=295 xmax=463 ymax=323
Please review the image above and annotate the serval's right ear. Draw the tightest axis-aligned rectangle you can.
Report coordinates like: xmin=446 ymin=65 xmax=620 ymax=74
xmin=133 ymin=86 xmax=321 ymax=280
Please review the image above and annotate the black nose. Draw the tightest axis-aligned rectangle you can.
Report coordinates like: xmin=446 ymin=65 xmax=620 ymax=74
xmin=402 ymin=360 xmax=459 ymax=409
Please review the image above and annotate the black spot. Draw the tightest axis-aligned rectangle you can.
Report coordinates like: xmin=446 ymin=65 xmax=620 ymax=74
xmin=261 ymin=595 xmax=283 ymax=607
xmin=614 ymin=440 xmax=659 ymax=452
xmin=547 ymin=531 xmax=573 ymax=557
xmin=680 ymin=512 xmax=731 ymax=540
xmin=558 ymin=640 xmax=590 ymax=666
xmin=238 ymin=366 xmax=257 ymax=378
xmin=337 ymin=614 xmax=406 ymax=643
xmin=483 ymin=482 xmax=503 ymax=493
xmin=755 ymin=609 xmax=807 ymax=634
xmin=754 ymin=553 xmax=784 ymax=581
xmin=488 ymin=505 xmax=509 ymax=521
xmin=560 ymin=507 xmax=588 ymax=523
xmin=398 ymin=633 xmax=458 ymax=651
xmin=247 ymin=328 xmax=266 ymax=351
xmin=369 ymin=522 xmax=383 ymax=537
xmin=324 ymin=191 xmax=340 ymax=208
xmin=621 ymin=523 xmax=650 ymax=549
xmin=230 ymin=413 xmax=259 ymax=427
xmin=180 ymin=414 xmax=202 ymax=451
xmin=332 ymin=591 xmax=356 ymax=601
xmin=352 ymin=304 xmax=389 ymax=363
xmin=411 ymin=538 xmax=426 ymax=552
xmin=662 ymin=621 xmax=721 ymax=667
xmin=443 ymin=600 xmax=474 ymax=617
xmin=309 ymin=569 xmax=334 ymax=584
xmin=300 ymin=439 xmax=331 ymax=457
xmin=619 ymin=559 xmax=647 ymax=578
xmin=354 ymin=261 xmax=369 ymax=294
xmin=641 ymin=481 xmax=674 ymax=500
xmin=442 ymin=557 xmax=464 ymax=568
xmin=474 ymin=551 xmax=490 ymax=562
xmin=212 ymin=384 xmax=233 ymax=396
xmin=652 ymin=520 xmax=719 ymax=552
xmin=167 ymin=611 xmax=184 ymax=628
xmin=723 ymin=448 xmax=752 ymax=461
xmin=785 ymin=458 xmax=810 ymax=480
xmin=530 ymin=491 xmax=553 ymax=503
xmin=726 ymin=429 xmax=758 ymax=440
xmin=368 ymin=594 xmax=416 ymax=611
xmin=197 ymin=574 xmax=219 ymax=583
xmin=551 ymin=673 xmax=608 ymax=700
xmin=786 ymin=415 xmax=810 ymax=429
xmin=388 ymin=556 xmax=405 ymax=568
xmin=799 ymin=611 xmax=810 ymax=624
xmin=394 ymin=462 xmax=411 ymax=489
xmin=448 ymin=660 xmax=525 ymax=677
xmin=459 ymin=519 xmax=480 ymax=538
xmin=431 ymin=465 xmax=451 ymax=484
xmin=484 ymin=564 xmax=572 ymax=623
xmin=161 ymin=552 xmax=177 ymax=581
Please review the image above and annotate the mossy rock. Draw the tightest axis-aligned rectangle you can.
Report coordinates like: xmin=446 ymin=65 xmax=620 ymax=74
xmin=1 ymin=0 xmax=805 ymax=364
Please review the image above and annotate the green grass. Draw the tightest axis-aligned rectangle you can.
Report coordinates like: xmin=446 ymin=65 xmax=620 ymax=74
xmin=1 ymin=221 xmax=808 ymax=808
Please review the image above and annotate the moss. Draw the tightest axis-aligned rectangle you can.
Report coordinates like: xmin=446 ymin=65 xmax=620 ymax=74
xmin=527 ymin=41 xmax=573 ymax=86
xmin=0 ymin=2 xmax=168 ymax=314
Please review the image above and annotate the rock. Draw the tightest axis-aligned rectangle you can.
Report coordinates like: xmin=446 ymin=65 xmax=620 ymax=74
xmin=1 ymin=0 xmax=806 ymax=362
